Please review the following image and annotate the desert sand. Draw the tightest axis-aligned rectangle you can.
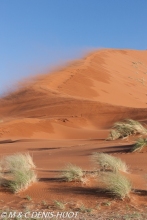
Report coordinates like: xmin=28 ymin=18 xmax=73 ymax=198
xmin=0 ymin=49 xmax=147 ymax=219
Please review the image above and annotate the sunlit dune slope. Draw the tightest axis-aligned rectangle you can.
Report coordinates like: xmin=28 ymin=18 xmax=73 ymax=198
xmin=0 ymin=49 xmax=147 ymax=139
xmin=32 ymin=49 xmax=147 ymax=107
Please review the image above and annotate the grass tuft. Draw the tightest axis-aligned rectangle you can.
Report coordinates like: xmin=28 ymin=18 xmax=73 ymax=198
xmin=79 ymin=204 xmax=92 ymax=213
xmin=107 ymin=119 xmax=147 ymax=140
xmin=1 ymin=153 xmax=37 ymax=193
xmin=61 ymin=164 xmax=84 ymax=182
xmin=6 ymin=169 xmax=37 ymax=193
xmin=101 ymin=172 xmax=132 ymax=199
xmin=92 ymin=153 xmax=128 ymax=173
xmin=131 ymin=138 xmax=147 ymax=152
xmin=4 ymin=153 xmax=36 ymax=171
xmin=0 ymin=161 xmax=3 ymax=185
xmin=54 ymin=200 xmax=65 ymax=210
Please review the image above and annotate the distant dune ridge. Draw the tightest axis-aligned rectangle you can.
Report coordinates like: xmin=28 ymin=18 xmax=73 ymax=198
xmin=0 ymin=49 xmax=147 ymax=139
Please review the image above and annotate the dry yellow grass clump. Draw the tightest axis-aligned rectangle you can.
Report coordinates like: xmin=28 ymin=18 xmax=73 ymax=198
xmin=107 ymin=119 xmax=147 ymax=140
xmin=131 ymin=138 xmax=147 ymax=152
xmin=1 ymin=153 xmax=37 ymax=193
xmin=92 ymin=152 xmax=128 ymax=173
xmin=101 ymin=172 xmax=132 ymax=199
xmin=61 ymin=164 xmax=84 ymax=182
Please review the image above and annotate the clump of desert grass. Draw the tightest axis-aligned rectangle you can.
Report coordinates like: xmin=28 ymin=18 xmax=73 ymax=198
xmin=3 ymin=153 xmax=36 ymax=171
xmin=91 ymin=153 xmax=132 ymax=199
xmin=100 ymin=172 xmax=132 ymax=200
xmin=107 ymin=119 xmax=147 ymax=141
xmin=131 ymin=138 xmax=147 ymax=152
xmin=61 ymin=164 xmax=84 ymax=182
xmin=54 ymin=200 xmax=65 ymax=210
xmin=6 ymin=168 xmax=37 ymax=193
xmin=92 ymin=153 xmax=128 ymax=173
xmin=0 ymin=162 xmax=3 ymax=185
xmin=1 ymin=153 xmax=37 ymax=193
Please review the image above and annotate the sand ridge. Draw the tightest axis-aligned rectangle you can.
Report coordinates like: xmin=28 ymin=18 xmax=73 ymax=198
xmin=1 ymin=49 xmax=147 ymax=139
xmin=0 ymin=49 xmax=147 ymax=218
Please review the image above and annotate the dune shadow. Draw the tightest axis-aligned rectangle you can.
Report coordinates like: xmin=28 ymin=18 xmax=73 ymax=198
xmin=39 ymin=177 xmax=64 ymax=182
xmin=0 ymin=187 xmax=12 ymax=194
xmin=133 ymin=189 xmax=147 ymax=196
xmin=51 ymin=185 xmax=114 ymax=199
xmin=0 ymin=139 xmax=51 ymax=144
xmin=0 ymin=139 xmax=19 ymax=144
xmin=39 ymin=170 xmax=94 ymax=173
xmin=94 ymin=144 xmax=133 ymax=153
xmin=38 ymin=170 xmax=116 ymax=199
xmin=39 ymin=170 xmax=61 ymax=173
xmin=81 ymin=144 xmax=134 ymax=155
xmin=28 ymin=147 xmax=60 ymax=151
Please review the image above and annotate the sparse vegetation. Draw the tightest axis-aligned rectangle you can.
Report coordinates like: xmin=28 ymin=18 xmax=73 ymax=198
xmin=102 ymin=201 xmax=111 ymax=206
xmin=25 ymin=195 xmax=32 ymax=201
xmin=92 ymin=152 xmax=128 ymax=173
xmin=131 ymin=138 xmax=147 ymax=152
xmin=106 ymin=129 xmax=120 ymax=141
xmin=41 ymin=200 xmax=47 ymax=206
xmin=91 ymin=153 xmax=132 ymax=200
xmin=101 ymin=172 xmax=132 ymax=199
xmin=1 ymin=153 xmax=37 ymax=193
xmin=79 ymin=204 xmax=92 ymax=213
xmin=54 ymin=200 xmax=65 ymax=210
xmin=6 ymin=169 xmax=37 ymax=193
xmin=4 ymin=153 xmax=36 ymax=171
xmin=0 ymin=162 xmax=3 ymax=185
xmin=61 ymin=163 xmax=84 ymax=182
xmin=107 ymin=119 xmax=147 ymax=140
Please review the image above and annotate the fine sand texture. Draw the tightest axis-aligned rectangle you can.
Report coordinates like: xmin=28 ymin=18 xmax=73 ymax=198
xmin=0 ymin=49 xmax=147 ymax=219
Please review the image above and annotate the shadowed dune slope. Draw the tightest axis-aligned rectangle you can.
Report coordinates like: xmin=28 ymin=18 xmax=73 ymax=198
xmin=0 ymin=49 xmax=147 ymax=139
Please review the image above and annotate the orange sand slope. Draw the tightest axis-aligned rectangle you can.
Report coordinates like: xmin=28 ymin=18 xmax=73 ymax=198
xmin=0 ymin=49 xmax=147 ymax=139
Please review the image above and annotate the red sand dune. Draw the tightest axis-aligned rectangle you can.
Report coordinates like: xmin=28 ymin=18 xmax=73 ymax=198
xmin=0 ymin=49 xmax=147 ymax=139
xmin=0 ymin=49 xmax=147 ymax=218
